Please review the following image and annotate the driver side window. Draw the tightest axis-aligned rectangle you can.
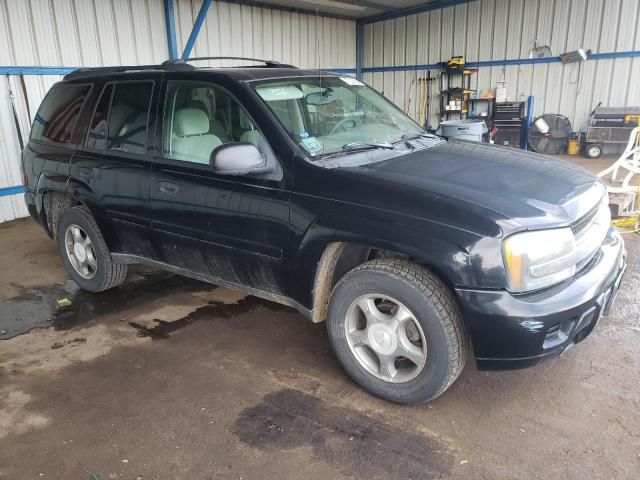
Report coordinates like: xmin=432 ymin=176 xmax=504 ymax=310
xmin=163 ymin=81 xmax=265 ymax=165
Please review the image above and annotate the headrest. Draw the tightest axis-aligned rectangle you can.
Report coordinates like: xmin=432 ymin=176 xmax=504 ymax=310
xmin=174 ymin=108 xmax=209 ymax=136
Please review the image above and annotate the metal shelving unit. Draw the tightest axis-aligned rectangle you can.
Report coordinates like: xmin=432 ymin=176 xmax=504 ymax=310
xmin=439 ymin=67 xmax=477 ymax=121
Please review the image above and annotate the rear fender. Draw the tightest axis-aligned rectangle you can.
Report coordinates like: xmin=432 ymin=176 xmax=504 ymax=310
xmin=34 ymin=172 xmax=73 ymax=238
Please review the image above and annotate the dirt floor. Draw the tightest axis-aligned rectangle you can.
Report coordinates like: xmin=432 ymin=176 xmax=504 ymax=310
xmin=1 ymin=154 xmax=639 ymax=479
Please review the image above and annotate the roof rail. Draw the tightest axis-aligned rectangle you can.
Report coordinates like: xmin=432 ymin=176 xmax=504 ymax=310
xmin=64 ymin=63 xmax=194 ymax=80
xmin=163 ymin=56 xmax=298 ymax=69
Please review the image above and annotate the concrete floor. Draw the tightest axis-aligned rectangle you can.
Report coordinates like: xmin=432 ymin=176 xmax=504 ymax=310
xmin=1 ymin=154 xmax=639 ymax=479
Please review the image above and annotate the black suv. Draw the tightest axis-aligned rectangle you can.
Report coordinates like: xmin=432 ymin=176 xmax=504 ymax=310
xmin=22 ymin=58 xmax=626 ymax=404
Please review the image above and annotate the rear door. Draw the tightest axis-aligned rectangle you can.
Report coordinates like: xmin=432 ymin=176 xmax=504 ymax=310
xmin=149 ymin=76 xmax=291 ymax=295
xmin=69 ymin=76 xmax=159 ymax=257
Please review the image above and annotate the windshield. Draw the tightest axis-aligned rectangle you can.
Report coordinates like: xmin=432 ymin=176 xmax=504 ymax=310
xmin=252 ymin=76 xmax=425 ymax=157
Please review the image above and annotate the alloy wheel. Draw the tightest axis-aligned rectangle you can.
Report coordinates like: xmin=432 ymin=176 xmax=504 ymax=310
xmin=344 ymin=294 xmax=427 ymax=383
xmin=64 ymin=224 xmax=98 ymax=279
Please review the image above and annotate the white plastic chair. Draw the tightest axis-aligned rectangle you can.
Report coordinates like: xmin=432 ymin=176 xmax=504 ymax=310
xmin=597 ymin=127 xmax=640 ymax=214
xmin=597 ymin=126 xmax=640 ymax=184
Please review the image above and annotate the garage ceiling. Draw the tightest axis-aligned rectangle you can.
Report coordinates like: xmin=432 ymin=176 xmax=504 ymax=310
xmin=242 ymin=0 xmax=444 ymax=20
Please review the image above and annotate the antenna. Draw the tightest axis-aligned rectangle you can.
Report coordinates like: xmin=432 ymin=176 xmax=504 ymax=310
xmin=315 ymin=9 xmax=325 ymax=156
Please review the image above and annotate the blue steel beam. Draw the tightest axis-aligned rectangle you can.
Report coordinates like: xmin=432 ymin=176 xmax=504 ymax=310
xmin=164 ymin=0 xmax=178 ymax=60
xmin=182 ymin=0 xmax=214 ymax=60
xmin=334 ymin=0 xmax=398 ymax=10
xmin=355 ymin=21 xmax=365 ymax=80
xmin=523 ymin=95 xmax=535 ymax=151
xmin=215 ymin=0 xmax=353 ymax=21
xmin=359 ymin=0 xmax=476 ymax=25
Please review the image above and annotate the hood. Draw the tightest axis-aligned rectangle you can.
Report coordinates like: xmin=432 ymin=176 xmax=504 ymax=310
xmin=344 ymin=140 xmax=605 ymax=228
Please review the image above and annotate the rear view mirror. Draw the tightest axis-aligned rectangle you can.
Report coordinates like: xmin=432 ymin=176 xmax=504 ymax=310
xmin=210 ymin=143 xmax=273 ymax=176
xmin=305 ymin=89 xmax=337 ymax=106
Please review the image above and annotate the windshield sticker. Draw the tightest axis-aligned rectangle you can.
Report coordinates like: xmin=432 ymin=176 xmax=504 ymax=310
xmin=340 ymin=76 xmax=364 ymax=86
xmin=301 ymin=136 xmax=323 ymax=154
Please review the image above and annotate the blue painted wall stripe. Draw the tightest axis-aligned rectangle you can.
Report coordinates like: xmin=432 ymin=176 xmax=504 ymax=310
xmin=0 ymin=51 xmax=637 ymax=78
xmin=0 ymin=186 xmax=25 ymax=198
xmin=0 ymin=66 xmax=76 ymax=75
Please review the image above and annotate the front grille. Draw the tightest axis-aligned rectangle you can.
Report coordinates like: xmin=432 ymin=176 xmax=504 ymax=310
xmin=571 ymin=203 xmax=599 ymax=236
xmin=571 ymin=196 xmax=610 ymax=275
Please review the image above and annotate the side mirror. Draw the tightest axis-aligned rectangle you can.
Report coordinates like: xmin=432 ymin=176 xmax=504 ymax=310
xmin=210 ymin=143 xmax=273 ymax=176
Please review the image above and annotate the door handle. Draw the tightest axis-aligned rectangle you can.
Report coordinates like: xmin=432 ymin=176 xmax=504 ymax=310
xmin=78 ymin=167 xmax=94 ymax=179
xmin=158 ymin=181 xmax=179 ymax=193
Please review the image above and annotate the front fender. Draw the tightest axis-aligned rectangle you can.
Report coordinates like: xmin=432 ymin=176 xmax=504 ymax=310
xmin=287 ymin=202 xmax=502 ymax=309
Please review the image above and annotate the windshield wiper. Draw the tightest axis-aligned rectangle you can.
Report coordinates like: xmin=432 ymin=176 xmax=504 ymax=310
xmin=341 ymin=142 xmax=395 ymax=151
xmin=313 ymin=142 xmax=396 ymax=161
xmin=395 ymin=132 xmax=439 ymax=143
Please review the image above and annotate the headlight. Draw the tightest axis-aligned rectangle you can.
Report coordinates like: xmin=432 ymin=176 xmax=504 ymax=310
xmin=502 ymin=228 xmax=576 ymax=292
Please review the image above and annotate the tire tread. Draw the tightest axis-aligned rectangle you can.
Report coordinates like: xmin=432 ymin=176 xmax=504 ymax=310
xmin=59 ymin=207 xmax=128 ymax=291
xmin=334 ymin=258 xmax=467 ymax=402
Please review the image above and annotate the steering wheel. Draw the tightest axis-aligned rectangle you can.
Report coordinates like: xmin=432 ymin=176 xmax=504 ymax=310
xmin=328 ymin=116 xmax=362 ymax=135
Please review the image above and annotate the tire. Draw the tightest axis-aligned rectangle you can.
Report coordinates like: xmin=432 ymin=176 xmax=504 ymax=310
xmin=585 ymin=143 xmax=602 ymax=159
xmin=327 ymin=259 xmax=467 ymax=404
xmin=56 ymin=206 xmax=128 ymax=292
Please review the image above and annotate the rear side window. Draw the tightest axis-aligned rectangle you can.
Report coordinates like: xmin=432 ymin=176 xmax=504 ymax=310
xmin=31 ymin=83 xmax=91 ymax=146
xmin=86 ymin=81 xmax=154 ymax=155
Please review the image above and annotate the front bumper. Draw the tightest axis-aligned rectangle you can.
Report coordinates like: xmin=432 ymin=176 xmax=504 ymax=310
xmin=456 ymin=227 xmax=626 ymax=370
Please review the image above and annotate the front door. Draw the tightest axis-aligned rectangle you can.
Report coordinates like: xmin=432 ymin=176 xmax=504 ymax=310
xmin=70 ymin=78 xmax=158 ymax=258
xmin=149 ymin=78 xmax=290 ymax=295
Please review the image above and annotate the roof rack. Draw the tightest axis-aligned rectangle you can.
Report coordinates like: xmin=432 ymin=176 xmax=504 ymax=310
xmin=163 ymin=56 xmax=298 ymax=69
xmin=63 ymin=57 xmax=298 ymax=80
xmin=64 ymin=63 xmax=194 ymax=80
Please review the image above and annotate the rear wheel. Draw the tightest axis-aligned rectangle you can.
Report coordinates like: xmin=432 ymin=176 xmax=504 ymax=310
xmin=327 ymin=259 xmax=467 ymax=404
xmin=57 ymin=207 xmax=127 ymax=292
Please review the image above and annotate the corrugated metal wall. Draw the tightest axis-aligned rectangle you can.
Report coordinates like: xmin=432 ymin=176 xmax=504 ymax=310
xmin=362 ymin=0 xmax=640 ymax=131
xmin=172 ymin=1 xmax=355 ymax=69
xmin=0 ymin=0 xmax=355 ymax=222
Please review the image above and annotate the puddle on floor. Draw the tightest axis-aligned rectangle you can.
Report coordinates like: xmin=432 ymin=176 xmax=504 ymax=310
xmin=234 ymin=388 xmax=454 ymax=479
xmin=0 ymin=269 xmax=215 ymax=340
xmin=127 ymin=295 xmax=289 ymax=340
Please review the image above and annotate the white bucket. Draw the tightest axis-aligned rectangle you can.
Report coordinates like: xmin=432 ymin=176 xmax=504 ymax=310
xmin=436 ymin=120 xmax=488 ymax=142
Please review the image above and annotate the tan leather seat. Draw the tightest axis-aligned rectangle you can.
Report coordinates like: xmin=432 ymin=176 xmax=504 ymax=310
xmin=171 ymin=108 xmax=222 ymax=164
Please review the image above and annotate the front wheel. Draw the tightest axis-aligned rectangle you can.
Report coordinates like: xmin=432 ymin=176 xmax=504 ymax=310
xmin=327 ymin=259 xmax=467 ymax=404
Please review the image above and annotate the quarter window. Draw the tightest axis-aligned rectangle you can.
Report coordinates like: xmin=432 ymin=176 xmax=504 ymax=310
xmin=31 ymin=83 xmax=91 ymax=146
